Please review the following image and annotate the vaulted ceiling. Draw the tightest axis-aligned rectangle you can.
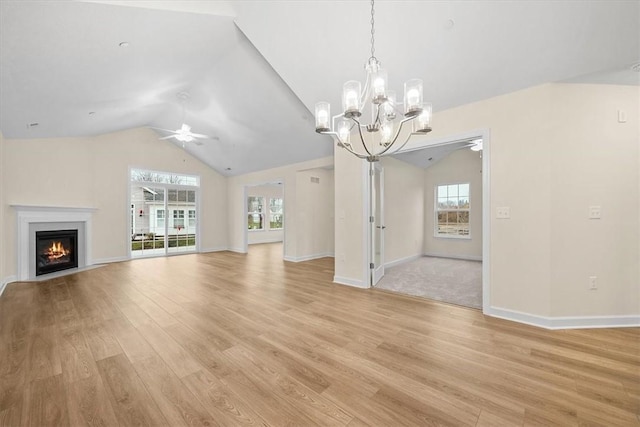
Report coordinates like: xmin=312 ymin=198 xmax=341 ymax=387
xmin=1 ymin=1 xmax=638 ymax=175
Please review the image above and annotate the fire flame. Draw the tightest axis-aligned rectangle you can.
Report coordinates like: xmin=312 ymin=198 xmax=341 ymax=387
xmin=47 ymin=241 xmax=70 ymax=260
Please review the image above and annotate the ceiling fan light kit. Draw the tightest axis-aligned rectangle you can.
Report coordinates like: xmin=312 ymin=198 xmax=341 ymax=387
xmin=152 ymin=92 xmax=213 ymax=147
xmin=315 ymin=0 xmax=433 ymax=162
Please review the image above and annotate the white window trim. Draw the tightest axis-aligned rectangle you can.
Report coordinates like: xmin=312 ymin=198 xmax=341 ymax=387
xmin=268 ymin=197 xmax=284 ymax=230
xmin=248 ymin=196 xmax=265 ymax=231
xmin=434 ymin=183 xmax=471 ymax=240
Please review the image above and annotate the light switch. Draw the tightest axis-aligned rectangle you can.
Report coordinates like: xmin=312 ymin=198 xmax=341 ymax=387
xmin=589 ymin=206 xmax=601 ymax=219
xmin=496 ymin=207 xmax=510 ymax=219
xmin=618 ymin=110 xmax=627 ymax=123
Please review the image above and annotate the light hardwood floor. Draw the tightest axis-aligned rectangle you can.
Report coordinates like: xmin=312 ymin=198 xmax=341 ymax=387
xmin=1 ymin=243 xmax=638 ymax=426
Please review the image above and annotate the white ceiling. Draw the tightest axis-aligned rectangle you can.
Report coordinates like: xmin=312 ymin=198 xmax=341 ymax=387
xmin=1 ymin=1 xmax=638 ymax=176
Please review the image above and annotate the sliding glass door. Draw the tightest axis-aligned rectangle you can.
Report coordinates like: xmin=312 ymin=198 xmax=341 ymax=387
xmin=130 ymin=169 xmax=199 ymax=258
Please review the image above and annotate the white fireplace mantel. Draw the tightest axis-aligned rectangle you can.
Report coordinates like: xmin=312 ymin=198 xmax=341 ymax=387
xmin=11 ymin=205 xmax=97 ymax=280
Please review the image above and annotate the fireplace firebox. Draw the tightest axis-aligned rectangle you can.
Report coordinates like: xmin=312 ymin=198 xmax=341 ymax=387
xmin=35 ymin=229 xmax=78 ymax=276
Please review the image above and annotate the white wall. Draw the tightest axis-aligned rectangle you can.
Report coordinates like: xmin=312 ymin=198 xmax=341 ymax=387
xmin=380 ymin=156 xmax=425 ymax=266
xmin=247 ymin=184 xmax=284 ymax=245
xmin=1 ymin=127 xmax=228 ymax=280
xmin=423 ymin=148 xmax=483 ymax=260
xmin=226 ymin=156 xmax=333 ymax=260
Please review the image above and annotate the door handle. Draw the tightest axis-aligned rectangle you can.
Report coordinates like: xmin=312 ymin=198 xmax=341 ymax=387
xmin=376 ymin=225 xmax=386 ymax=229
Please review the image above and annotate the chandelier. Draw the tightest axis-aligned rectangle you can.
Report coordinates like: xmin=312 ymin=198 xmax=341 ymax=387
xmin=315 ymin=0 xmax=432 ymax=162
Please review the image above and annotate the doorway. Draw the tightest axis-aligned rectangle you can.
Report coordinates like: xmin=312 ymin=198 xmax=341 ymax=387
xmin=243 ymin=181 xmax=285 ymax=256
xmin=129 ymin=169 xmax=200 ymax=258
xmin=373 ymin=132 xmax=490 ymax=312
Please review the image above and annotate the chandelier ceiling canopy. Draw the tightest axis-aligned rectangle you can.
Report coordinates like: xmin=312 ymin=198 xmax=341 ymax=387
xmin=315 ymin=0 xmax=433 ymax=162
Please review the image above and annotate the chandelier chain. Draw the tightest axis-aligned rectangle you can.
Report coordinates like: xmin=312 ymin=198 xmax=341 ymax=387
xmin=369 ymin=0 xmax=376 ymax=61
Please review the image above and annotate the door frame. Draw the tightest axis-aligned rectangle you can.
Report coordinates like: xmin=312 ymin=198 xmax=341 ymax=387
xmin=242 ymin=180 xmax=286 ymax=259
xmin=386 ymin=129 xmax=491 ymax=313
xmin=370 ymin=162 xmax=385 ymax=287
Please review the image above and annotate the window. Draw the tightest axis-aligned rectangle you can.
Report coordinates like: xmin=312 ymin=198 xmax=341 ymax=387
xmin=435 ymin=183 xmax=470 ymax=237
xmin=247 ymin=196 xmax=264 ymax=230
xmin=173 ymin=210 xmax=185 ymax=228
xmin=156 ymin=209 xmax=165 ymax=228
xmin=188 ymin=210 xmax=196 ymax=227
xmin=131 ymin=168 xmax=199 ymax=186
xmin=269 ymin=198 xmax=283 ymax=229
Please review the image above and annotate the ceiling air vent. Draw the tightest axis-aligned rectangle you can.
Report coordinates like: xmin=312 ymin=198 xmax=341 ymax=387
xmin=310 ymin=177 xmax=320 ymax=184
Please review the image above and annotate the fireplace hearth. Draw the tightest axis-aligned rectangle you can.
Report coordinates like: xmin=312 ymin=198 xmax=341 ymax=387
xmin=35 ymin=229 xmax=78 ymax=276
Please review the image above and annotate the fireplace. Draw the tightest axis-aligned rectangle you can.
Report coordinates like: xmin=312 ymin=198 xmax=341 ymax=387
xmin=35 ymin=229 xmax=78 ymax=276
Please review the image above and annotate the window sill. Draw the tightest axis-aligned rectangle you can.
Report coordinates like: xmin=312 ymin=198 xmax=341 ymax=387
xmin=434 ymin=234 xmax=472 ymax=240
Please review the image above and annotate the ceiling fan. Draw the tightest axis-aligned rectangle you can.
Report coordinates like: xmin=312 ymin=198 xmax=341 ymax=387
xmin=151 ymin=92 xmax=214 ymax=146
xmin=152 ymin=123 xmax=211 ymax=145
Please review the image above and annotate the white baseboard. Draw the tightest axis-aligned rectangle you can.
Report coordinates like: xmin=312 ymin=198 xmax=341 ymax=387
xmin=228 ymin=247 xmax=247 ymax=254
xmin=200 ymin=246 xmax=229 ymax=253
xmin=284 ymin=252 xmax=334 ymax=263
xmin=93 ymin=256 xmax=129 ymax=264
xmin=385 ymin=254 xmax=422 ymax=269
xmin=487 ymin=306 xmax=640 ymax=330
xmin=249 ymin=238 xmax=284 ymax=245
xmin=0 ymin=276 xmax=17 ymax=297
xmin=333 ymin=275 xmax=369 ymax=289
xmin=423 ymin=252 xmax=482 ymax=262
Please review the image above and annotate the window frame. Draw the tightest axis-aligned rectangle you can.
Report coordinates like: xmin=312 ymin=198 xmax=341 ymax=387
xmin=269 ymin=197 xmax=284 ymax=230
xmin=434 ymin=182 xmax=471 ymax=239
xmin=247 ymin=196 xmax=265 ymax=231
xmin=173 ymin=209 xmax=185 ymax=228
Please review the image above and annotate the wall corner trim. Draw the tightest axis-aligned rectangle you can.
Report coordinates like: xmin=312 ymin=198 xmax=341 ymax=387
xmin=333 ymin=276 xmax=369 ymax=289
xmin=200 ymin=247 xmax=229 ymax=253
xmin=487 ymin=306 xmax=640 ymax=330
xmin=0 ymin=276 xmax=17 ymax=297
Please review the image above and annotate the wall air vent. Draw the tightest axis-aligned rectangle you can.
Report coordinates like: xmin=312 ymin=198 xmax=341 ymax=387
xmin=310 ymin=177 xmax=320 ymax=184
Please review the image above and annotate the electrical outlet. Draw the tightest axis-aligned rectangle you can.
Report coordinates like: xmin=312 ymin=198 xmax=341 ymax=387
xmin=588 ymin=206 xmax=601 ymax=219
xmin=589 ymin=276 xmax=597 ymax=290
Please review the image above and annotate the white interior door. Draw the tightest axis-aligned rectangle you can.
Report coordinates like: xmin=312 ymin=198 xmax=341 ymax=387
xmin=371 ymin=162 xmax=385 ymax=286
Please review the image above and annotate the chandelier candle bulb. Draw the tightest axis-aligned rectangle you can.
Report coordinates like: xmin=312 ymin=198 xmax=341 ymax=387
xmin=384 ymin=90 xmax=397 ymax=119
xmin=343 ymin=80 xmax=362 ymax=117
xmin=381 ymin=120 xmax=394 ymax=145
xmin=404 ymin=79 xmax=424 ymax=116
xmin=414 ymin=103 xmax=433 ymax=133
xmin=338 ymin=119 xmax=351 ymax=145
xmin=372 ymin=69 xmax=388 ymax=103
xmin=315 ymin=102 xmax=331 ymax=132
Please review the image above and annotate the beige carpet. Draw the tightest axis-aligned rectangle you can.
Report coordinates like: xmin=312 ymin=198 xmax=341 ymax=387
xmin=376 ymin=256 xmax=482 ymax=309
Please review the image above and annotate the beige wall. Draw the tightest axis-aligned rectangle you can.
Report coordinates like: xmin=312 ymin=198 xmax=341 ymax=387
xmin=1 ymin=127 xmax=228 ymax=279
xmin=295 ymin=168 xmax=334 ymax=260
xmin=333 ymin=147 xmax=368 ymax=286
xmin=423 ymin=148 xmax=483 ymax=260
xmin=380 ymin=156 xmax=425 ymax=265
xmin=247 ymin=184 xmax=284 ymax=245
xmin=402 ymin=83 xmax=639 ymax=318
xmin=0 ymin=131 xmax=5 ymax=289
xmin=226 ymin=156 xmax=333 ymax=260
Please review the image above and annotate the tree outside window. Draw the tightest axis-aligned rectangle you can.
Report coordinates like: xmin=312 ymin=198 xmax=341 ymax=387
xmin=269 ymin=198 xmax=283 ymax=229
xmin=435 ymin=183 xmax=470 ymax=237
xmin=248 ymin=196 xmax=264 ymax=230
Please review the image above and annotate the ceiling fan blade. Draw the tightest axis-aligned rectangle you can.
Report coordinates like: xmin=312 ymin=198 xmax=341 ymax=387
xmin=190 ymin=133 xmax=211 ymax=139
xmin=193 ymin=140 xmax=204 ymax=146
xmin=159 ymin=135 xmax=176 ymax=140
xmin=149 ymin=126 xmax=178 ymax=133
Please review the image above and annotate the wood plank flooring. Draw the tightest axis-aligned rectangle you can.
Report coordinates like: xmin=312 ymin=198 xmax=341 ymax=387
xmin=1 ymin=243 xmax=638 ymax=426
